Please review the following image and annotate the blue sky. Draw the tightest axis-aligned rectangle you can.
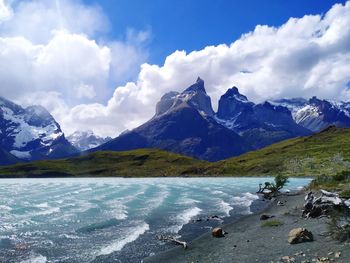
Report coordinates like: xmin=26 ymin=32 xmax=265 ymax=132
xmin=1 ymin=0 xmax=350 ymax=136
xmin=87 ymin=0 xmax=347 ymax=64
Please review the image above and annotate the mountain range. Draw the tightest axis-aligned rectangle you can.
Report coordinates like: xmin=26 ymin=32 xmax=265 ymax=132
xmin=67 ymin=130 xmax=111 ymax=151
xmin=0 ymin=97 xmax=77 ymax=165
xmin=2 ymin=78 xmax=350 ymax=164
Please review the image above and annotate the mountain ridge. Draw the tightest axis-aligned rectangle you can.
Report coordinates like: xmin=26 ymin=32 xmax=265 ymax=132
xmin=1 ymin=126 xmax=349 ymax=177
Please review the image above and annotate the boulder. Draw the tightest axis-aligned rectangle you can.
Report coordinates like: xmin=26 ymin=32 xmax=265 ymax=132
xmin=288 ymin=228 xmax=313 ymax=244
xmin=260 ymin=214 xmax=274 ymax=220
xmin=212 ymin=227 xmax=224 ymax=238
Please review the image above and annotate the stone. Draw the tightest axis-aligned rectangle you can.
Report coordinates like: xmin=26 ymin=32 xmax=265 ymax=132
xmin=260 ymin=214 xmax=274 ymax=220
xmin=212 ymin=227 xmax=224 ymax=238
xmin=308 ymin=206 xmax=323 ymax=218
xmin=288 ymin=228 xmax=314 ymax=244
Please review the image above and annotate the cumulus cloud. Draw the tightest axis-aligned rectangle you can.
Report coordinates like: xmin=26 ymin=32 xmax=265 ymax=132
xmin=0 ymin=0 xmax=149 ymax=137
xmin=2 ymin=1 xmax=350 ymax=138
xmin=60 ymin=1 xmax=350 ymax=137
xmin=0 ymin=0 xmax=12 ymax=22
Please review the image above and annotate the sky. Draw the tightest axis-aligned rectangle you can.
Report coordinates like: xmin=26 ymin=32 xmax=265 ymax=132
xmin=0 ymin=0 xmax=350 ymax=137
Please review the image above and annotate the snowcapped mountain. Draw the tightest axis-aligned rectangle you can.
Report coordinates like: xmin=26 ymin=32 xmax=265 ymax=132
xmin=271 ymin=97 xmax=350 ymax=132
xmin=0 ymin=97 xmax=77 ymax=163
xmin=67 ymin=130 xmax=111 ymax=151
xmin=215 ymin=88 xmax=311 ymax=148
xmin=93 ymin=78 xmax=251 ymax=161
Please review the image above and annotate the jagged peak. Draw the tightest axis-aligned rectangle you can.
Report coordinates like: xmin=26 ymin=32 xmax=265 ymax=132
xmin=183 ymin=77 xmax=206 ymax=94
xmin=220 ymin=86 xmax=249 ymax=103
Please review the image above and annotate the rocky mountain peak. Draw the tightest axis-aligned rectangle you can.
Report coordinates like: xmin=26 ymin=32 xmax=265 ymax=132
xmin=155 ymin=78 xmax=214 ymax=117
xmin=216 ymin=86 xmax=253 ymax=119
xmin=183 ymin=77 xmax=206 ymax=94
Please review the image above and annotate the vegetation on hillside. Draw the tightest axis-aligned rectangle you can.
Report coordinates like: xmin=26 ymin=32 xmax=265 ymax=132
xmin=0 ymin=126 xmax=350 ymax=178
xmin=0 ymin=149 xmax=208 ymax=178
xmin=209 ymin=126 xmax=350 ymax=176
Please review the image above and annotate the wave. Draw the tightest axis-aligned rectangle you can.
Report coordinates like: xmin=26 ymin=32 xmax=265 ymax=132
xmin=97 ymin=222 xmax=149 ymax=256
xmin=21 ymin=254 xmax=47 ymax=263
xmin=35 ymin=207 xmax=60 ymax=216
xmin=168 ymin=207 xmax=202 ymax=234
xmin=0 ymin=205 xmax=12 ymax=211
xmin=218 ymin=200 xmax=233 ymax=217
xmin=232 ymin=192 xmax=259 ymax=214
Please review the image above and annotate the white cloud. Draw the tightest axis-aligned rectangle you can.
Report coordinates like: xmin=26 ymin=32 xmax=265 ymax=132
xmin=0 ymin=0 xmax=12 ymax=22
xmin=60 ymin=1 xmax=350 ymax=137
xmin=75 ymin=83 xmax=96 ymax=99
xmin=0 ymin=0 xmax=108 ymax=43
xmin=2 ymin=1 xmax=350 ymax=138
xmin=0 ymin=0 xmax=149 ymax=137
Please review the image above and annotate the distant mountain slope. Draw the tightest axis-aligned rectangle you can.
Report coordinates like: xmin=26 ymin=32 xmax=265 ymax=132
xmin=93 ymin=78 xmax=252 ymax=161
xmin=0 ymin=147 xmax=19 ymax=165
xmin=271 ymin=97 xmax=350 ymax=132
xmin=210 ymin=126 xmax=350 ymax=176
xmin=0 ymin=97 xmax=77 ymax=162
xmin=0 ymin=149 xmax=207 ymax=178
xmin=1 ymin=126 xmax=349 ymax=178
xmin=67 ymin=130 xmax=111 ymax=151
xmin=215 ymin=87 xmax=311 ymax=148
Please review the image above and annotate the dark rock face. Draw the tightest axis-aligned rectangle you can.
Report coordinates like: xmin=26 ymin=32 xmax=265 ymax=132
xmin=216 ymin=89 xmax=311 ymax=148
xmin=216 ymin=87 xmax=254 ymax=119
xmin=0 ymin=97 xmax=77 ymax=163
xmin=94 ymin=79 xmax=251 ymax=161
xmin=0 ymin=147 xmax=18 ymax=165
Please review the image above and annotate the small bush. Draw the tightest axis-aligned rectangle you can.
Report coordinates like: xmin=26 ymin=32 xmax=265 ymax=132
xmin=261 ymin=220 xmax=284 ymax=227
xmin=339 ymin=188 xmax=350 ymax=199
xmin=333 ymin=170 xmax=350 ymax=182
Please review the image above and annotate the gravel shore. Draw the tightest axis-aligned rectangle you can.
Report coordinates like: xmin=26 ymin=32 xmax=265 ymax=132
xmin=144 ymin=192 xmax=350 ymax=263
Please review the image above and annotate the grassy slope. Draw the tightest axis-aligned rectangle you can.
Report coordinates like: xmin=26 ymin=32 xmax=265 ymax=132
xmin=0 ymin=126 xmax=349 ymax=178
xmin=0 ymin=149 xmax=208 ymax=178
xmin=209 ymin=126 xmax=350 ymax=176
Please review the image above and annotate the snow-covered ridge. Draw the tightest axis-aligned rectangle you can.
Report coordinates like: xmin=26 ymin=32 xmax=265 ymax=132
xmin=67 ymin=130 xmax=111 ymax=151
xmin=270 ymin=97 xmax=350 ymax=132
xmin=0 ymin=97 xmax=75 ymax=161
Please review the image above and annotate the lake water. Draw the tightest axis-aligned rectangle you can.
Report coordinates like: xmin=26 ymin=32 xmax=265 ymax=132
xmin=0 ymin=177 xmax=311 ymax=263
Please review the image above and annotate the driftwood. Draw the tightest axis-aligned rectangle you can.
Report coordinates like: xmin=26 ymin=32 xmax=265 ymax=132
xmin=156 ymin=234 xmax=188 ymax=249
xmin=303 ymin=190 xmax=350 ymax=218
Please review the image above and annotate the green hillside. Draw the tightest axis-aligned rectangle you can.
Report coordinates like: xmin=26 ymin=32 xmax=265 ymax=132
xmin=0 ymin=126 xmax=349 ymax=178
xmin=0 ymin=149 xmax=207 ymax=178
xmin=209 ymin=126 xmax=350 ymax=176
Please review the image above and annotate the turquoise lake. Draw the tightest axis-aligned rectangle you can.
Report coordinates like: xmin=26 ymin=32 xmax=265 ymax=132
xmin=0 ymin=177 xmax=311 ymax=263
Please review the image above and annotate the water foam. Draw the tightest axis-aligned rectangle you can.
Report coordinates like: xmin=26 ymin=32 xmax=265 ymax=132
xmin=218 ymin=200 xmax=233 ymax=216
xmin=169 ymin=207 xmax=202 ymax=234
xmin=232 ymin=192 xmax=259 ymax=214
xmin=21 ymin=254 xmax=47 ymax=263
xmin=97 ymin=222 xmax=149 ymax=256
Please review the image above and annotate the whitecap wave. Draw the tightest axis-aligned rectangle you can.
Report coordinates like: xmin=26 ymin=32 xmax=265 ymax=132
xmin=97 ymin=222 xmax=149 ymax=256
xmin=218 ymin=200 xmax=233 ymax=216
xmin=0 ymin=205 xmax=12 ymax=211
xmin=232 ymin=192 xmax=259 ymax=214
xmin=21 ymin=254 xmax=47 ymax=263
xmin=35 ymin=207 xmax=60 ymax=216
xmin=168 ymin=207 xmax=202 ymax=234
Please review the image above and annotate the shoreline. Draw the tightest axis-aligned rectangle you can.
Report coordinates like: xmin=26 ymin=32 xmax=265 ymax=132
xmin=144 ymin=191 xmax=350 ymax=263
